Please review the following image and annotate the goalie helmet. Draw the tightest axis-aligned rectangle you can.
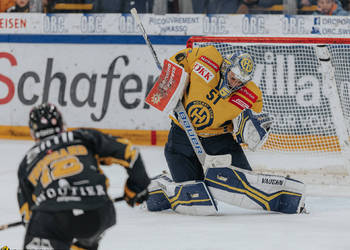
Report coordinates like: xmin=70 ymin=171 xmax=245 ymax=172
xmin=29 ymin=103 xmax=64 ymax=140
xmin=219 ymin=51 xmax=255 ymax=98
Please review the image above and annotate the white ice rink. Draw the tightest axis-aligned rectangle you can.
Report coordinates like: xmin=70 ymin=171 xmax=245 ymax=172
xmin=1 ymin=139 xmax=350 ymax=250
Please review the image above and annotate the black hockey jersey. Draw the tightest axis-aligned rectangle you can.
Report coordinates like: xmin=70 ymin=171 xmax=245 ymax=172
xmin=17 ymin=128 xmax=150 ymax=219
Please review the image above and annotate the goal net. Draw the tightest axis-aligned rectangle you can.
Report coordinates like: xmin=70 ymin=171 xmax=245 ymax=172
xmin=188 ymin=36 xmax=350 ymax=186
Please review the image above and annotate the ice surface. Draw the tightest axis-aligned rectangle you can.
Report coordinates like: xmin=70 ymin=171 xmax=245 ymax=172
xmin=0 ymin=139 xmax=349 ymax=250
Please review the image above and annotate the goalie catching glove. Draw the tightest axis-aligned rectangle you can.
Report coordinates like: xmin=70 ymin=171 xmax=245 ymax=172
xmin=124 ymin=178 xmax=149 ymax=207
xmin=233 ymin=109 xmax=273 ymax=151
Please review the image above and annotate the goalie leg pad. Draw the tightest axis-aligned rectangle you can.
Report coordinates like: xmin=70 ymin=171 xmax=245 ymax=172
xmin=146 ymin=174 xmax=218 ymax=215
xmin=172 ymin=181 xmax=218 ymax=216
xmin=204 ymin=166 xmax=305 ymax=214
xmin=146 ymin=174 xmax=172 ymax=212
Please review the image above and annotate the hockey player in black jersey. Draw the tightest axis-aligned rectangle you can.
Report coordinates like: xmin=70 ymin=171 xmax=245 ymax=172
xmin=17 ymin=103 xmax=150 ymax=250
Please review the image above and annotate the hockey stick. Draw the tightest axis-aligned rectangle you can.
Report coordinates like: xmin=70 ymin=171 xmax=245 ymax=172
xmin=130 ymin=8 xmax=231 ymax=168
xmin=0 ymin=221 xmax=23 ymax=231
xmin=0 ymin=197 xmax=124 ymax=231
xmin=113 ymin=196 xmax=124 ymax=202
xmin=130 ymin=8 xmax=162 ymax=71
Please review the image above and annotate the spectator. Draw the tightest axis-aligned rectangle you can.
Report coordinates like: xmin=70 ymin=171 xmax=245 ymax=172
xmin=236 ymin=0 xmax=283 ymax=14
xmin=178 ymin=0 xmax=193 ymax=13
xmin=97 ymin=0 xmax=154 ymax=13
xmin=122 ymin=0 xmax=153 ymax=13
xmin=0 ymin=0 xmax=15 ymax=12
xmin=339 ymin=0 xmax=350 ymax=10
xmin=29 ymin=0 xmax=43 ymax=12
xmin=95 ymin=0 xmax=124 ymax=13
xmin=192 ymin=0 xmax=240 ymax=14
xmin=45 ymin=0 xmax=96 ymax=13
xmin=6 ymin=0 xmax=30 ymax=12
xmin=153 ymin=0 xmax=179 ymax=14
xmin=298 ymin=0 xmax=317 ymax=14
xmin=42 ymin=0 xmax=49 ymax=12
xmin=299 ymin=0 xmax=317 ymax=6
xmin=314 ymin=0 xmax=348 ymax=15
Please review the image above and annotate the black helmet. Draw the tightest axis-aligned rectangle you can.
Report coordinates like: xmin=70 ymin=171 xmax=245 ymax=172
xmin=29 ymin=103 xmax=64 ymax=140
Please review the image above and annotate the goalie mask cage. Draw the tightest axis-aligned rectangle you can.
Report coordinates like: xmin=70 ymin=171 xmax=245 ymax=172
xmin=188 ymin=36 xmax=350 ymax=186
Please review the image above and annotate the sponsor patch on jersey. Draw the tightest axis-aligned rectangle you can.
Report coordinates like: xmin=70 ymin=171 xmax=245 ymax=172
xmin=199 ymin=56 xmax=220 ymax=72
xmin=193 ymin=62 xmax=215 ymax=83
xmin=228 ymin=95 xmax=252 ymax=110
xmin=237 ymin=86 xmax=258 ymax=103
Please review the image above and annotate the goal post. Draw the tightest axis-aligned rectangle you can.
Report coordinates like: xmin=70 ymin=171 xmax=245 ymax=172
xmin=187 ymin=36 xmax=350 ymax=185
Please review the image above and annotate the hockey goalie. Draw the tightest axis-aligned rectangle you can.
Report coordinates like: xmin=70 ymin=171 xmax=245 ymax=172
xmin=145 ymin=44 xmax=306 ymax=216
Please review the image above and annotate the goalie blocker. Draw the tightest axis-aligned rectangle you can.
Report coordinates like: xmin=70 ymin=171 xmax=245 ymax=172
xmin=146 ymin=167 xmax=305 ymax=215
xmin=145 ymin=59 xmax=189 ymax=113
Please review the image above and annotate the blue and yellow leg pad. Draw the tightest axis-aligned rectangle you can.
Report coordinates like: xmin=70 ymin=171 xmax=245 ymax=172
xmin=205 ymin=167 xmax=305 ymax=214
xmin=146 ymin=175 xmax=217 ymax=215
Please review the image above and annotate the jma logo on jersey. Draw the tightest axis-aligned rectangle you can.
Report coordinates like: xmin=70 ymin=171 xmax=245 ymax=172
xmin=193 ymin=62 xmax=215 ymax=83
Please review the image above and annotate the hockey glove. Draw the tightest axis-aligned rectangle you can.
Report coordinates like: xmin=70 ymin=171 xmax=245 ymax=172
xmin=233 ymin=109 xmax=273 ymax=151
xmin=124 ymin=180 xmax=149 ymax=207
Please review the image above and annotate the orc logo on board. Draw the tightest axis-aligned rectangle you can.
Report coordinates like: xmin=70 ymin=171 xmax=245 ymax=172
xmin=186 ymin=101 xmax=214 ymax=130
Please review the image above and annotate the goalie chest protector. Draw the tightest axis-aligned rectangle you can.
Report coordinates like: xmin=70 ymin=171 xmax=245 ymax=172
xmin=169 ymin=46 xmax=263 ymax=137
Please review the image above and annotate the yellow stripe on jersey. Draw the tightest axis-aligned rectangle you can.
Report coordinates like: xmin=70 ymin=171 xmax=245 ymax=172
xmin=70 ymin=244 xmax=88 ymax=250
xmin=19 ymin=202 xmax=31 ymax=222
xmin=99 ymin=157 xmax=130 ymax=168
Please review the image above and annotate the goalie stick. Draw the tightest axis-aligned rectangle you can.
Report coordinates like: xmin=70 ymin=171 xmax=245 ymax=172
xmin=130 ymin=8 xmax=231 ymax=169
xmin=0 ymin=196 xmax=125 ymax=231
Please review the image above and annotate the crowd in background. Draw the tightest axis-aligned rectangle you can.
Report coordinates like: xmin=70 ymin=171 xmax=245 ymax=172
xmin=0 ymin=0 xmax=349 ymax=15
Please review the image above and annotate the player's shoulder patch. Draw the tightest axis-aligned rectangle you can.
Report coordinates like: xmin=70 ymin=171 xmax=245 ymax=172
xmin=236 ymin=85 xmax=258 ymax=103
xmin=228 ymin=94 xmax=252 ymax=110
xmin=228 ymin=84 xmax=260 ymax=110
xmin=199 ymin=56 xmax=220 ymax=72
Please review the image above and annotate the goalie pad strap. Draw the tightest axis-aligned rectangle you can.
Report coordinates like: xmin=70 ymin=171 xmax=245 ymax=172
xmin=204 ymin=166 xmax=305 ymax=214
xmin=146 ymin=174 xmax=217 ymax=216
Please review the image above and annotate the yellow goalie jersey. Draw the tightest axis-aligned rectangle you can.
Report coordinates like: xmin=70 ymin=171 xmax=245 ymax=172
xmin=169 ymin=46 xmax=263 ymax=137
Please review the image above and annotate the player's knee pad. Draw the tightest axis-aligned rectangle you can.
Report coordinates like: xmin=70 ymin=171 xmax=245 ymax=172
xmin=146 ymin=174 xmax=218 ymax=216
xmin=204 ymin=166 xmax=305 ymax=214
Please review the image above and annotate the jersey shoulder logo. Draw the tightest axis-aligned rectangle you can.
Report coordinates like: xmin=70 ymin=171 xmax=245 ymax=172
xmin=199 ymin=56 xmax=220 ymax=72
xmin=236 ymin=86 xmax=258 ymax=103
xmin=192 ymin=61 xmax=215 ymax=83
xmin=228 ymin=95 xmax=252 ymax=110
